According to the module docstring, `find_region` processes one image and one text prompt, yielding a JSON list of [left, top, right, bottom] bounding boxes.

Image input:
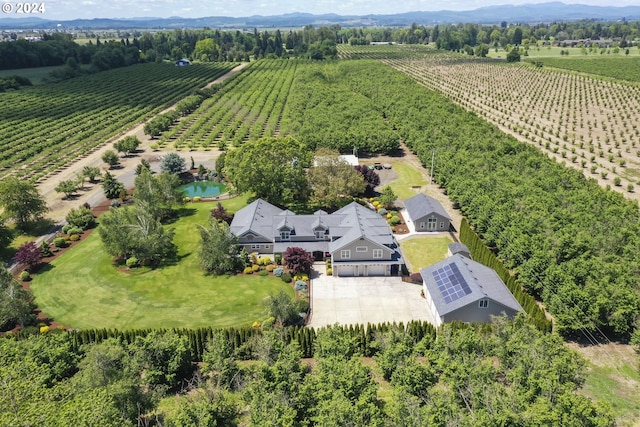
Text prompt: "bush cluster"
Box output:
[[53, 237, 67, 248], [281, 272, 292, 283], [273, 267, 284, 277]]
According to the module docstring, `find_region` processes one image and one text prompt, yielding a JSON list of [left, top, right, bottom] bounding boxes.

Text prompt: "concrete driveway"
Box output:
[[307, 265, 437, 328]]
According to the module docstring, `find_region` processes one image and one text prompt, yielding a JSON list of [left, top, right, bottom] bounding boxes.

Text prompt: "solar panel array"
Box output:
[[431, 262, 472, 304]]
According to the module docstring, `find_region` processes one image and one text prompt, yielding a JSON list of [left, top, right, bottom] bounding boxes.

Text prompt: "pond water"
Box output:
[[180, 181, 227, 198]]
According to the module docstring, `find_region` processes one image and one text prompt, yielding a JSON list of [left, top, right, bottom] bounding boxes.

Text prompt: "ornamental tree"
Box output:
[[283, 247, 314, 275], [0, 177, 48, 227], [13, 241, 41, 272], [55, 180, 78, 199], [160, 152, 187, 175], [224, 136, 312, 206], [101, 171, 125, 199], [198, 219, 242, 275], [354, 165, 380, 195], [113, 136, 140, 157], [101, 150, 120, 168], [81, 165, 102, 183]]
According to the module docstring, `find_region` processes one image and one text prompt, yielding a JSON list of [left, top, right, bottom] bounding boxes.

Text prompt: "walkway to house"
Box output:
[[307, 264, 437, 328]]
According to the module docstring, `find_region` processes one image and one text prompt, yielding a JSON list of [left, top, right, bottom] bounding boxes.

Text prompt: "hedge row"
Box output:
[[67, 320, 437, 362], [459, 218, 552, 332]]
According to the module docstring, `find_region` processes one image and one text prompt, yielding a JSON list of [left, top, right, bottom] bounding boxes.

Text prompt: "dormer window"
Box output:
[[280, 230, 290, 241], [315, 230, 324, 239]]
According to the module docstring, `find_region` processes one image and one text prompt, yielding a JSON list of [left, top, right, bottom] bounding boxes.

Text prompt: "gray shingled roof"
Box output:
[[448, 242, 470, 256], [231, 199, 401, 260], [229, 199, 283, 240], [420, 254, 523, 316], [404, 193, 451, 222]]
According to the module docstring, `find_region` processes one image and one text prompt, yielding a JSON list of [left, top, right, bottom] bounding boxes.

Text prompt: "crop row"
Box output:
[[378, 52, 640, 198], [0, 62, 236, 182], [159, 60, 297, 150]]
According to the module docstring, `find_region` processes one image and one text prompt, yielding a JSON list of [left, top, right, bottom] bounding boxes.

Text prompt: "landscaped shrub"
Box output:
[[273, 267, 284, 277], [294, 280, 307, 291], [126, 257, 139, 268], [274, 254, 282, 265], [193, 196, 201, 202], [378, 208, 388, 216], [243, 266, 254, 274], [66, 226, 83, 236], [258, 270, 269, 276], [251, 264, 260, 272], [293, 274, 309, 282], [19, 271, 30, 281], [326, 268, 332, 276], [65, 206, 95, 230], [53, 237, 67, 248], [281, 272, 292, 283], [258, 257, 272, 266], [69, 234, 80, 242], [61, 224, 72, 234], [388, 215, 401, 226], [265, 264, 276, 272], [40, 241, 53, 257]]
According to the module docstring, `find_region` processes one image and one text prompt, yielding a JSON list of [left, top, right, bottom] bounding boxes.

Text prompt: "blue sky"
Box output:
[[43, 0, 638, 20]]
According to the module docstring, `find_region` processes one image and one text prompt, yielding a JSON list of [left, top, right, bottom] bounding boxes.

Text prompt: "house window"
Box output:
[[440, 222, 444, 229], [428, 217, 437, 230], [340, 250, 351, 259], [356, 246, 368, 253], [315, 230, 324, 239], [263, 245, 270, 249], [280, 230, 290, 241], [373, 249, 383, 259], [479, 299, 489, 308], [419, 222, 425, 229], [251, 244, 260, 250]]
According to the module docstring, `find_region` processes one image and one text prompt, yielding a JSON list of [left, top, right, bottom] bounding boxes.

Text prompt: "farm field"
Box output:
[[160, 59, 297, 150], [0, 62, 236, 183], [373, 49, 640, 200], [159, 58, 398, 153], [528, 56, 640, 82], [30, 198, 294, 329], [487, 45, 640, 59]]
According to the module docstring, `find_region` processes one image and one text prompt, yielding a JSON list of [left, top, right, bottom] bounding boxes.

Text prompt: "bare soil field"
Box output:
[[384, 55, 640, 202]]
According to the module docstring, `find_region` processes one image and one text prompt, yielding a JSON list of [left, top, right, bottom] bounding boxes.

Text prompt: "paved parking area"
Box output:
[[308, 265, 437, 328]]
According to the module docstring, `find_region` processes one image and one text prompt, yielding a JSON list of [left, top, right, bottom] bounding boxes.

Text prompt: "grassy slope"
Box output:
[[400, 236, 452, 273], [30, 197, 294, 329]]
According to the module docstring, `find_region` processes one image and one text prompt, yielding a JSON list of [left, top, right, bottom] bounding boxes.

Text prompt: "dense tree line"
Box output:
[[0, 317, 612, 426], [2, 26, 339, 76], [337, 20, 639, 55]]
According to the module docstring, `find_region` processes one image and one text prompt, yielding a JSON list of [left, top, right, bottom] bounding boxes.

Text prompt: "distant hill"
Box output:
[[1, 2, 639, 30]]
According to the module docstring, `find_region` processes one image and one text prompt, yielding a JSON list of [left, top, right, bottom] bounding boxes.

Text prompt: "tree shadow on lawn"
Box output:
[[163, 207, 198, 225]]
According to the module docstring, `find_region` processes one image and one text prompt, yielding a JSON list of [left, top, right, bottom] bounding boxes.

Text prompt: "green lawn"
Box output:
[[30, 197, 294, 330], [400, 236, 452, 273], [389, 162, 428, 200]]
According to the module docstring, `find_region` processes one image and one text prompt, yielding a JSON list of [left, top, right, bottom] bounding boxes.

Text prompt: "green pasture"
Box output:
[[581, 360, 640, 426], [0, 65, 88, 85], [30, 197, 294, 330], [388, 161, 428, 200], [399, 236, 452, 273], [487, 45, 640, 59]]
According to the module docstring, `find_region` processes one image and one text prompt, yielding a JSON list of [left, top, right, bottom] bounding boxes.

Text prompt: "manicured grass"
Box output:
[[389, 161, 428, 200], [400, 236, 452, 273], [581, 361, 640, 426], [30, 197, 294, 329]]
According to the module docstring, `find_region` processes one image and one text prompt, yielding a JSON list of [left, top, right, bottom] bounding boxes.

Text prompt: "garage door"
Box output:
[[368, 265, 387, 276], [336, 265, 355, 277]]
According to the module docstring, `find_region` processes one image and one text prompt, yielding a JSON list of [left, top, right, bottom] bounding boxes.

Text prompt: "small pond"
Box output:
[[180, 181, 227, 198]]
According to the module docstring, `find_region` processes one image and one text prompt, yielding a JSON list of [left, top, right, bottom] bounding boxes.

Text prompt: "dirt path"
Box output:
[[37, 63, 247, 223]]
